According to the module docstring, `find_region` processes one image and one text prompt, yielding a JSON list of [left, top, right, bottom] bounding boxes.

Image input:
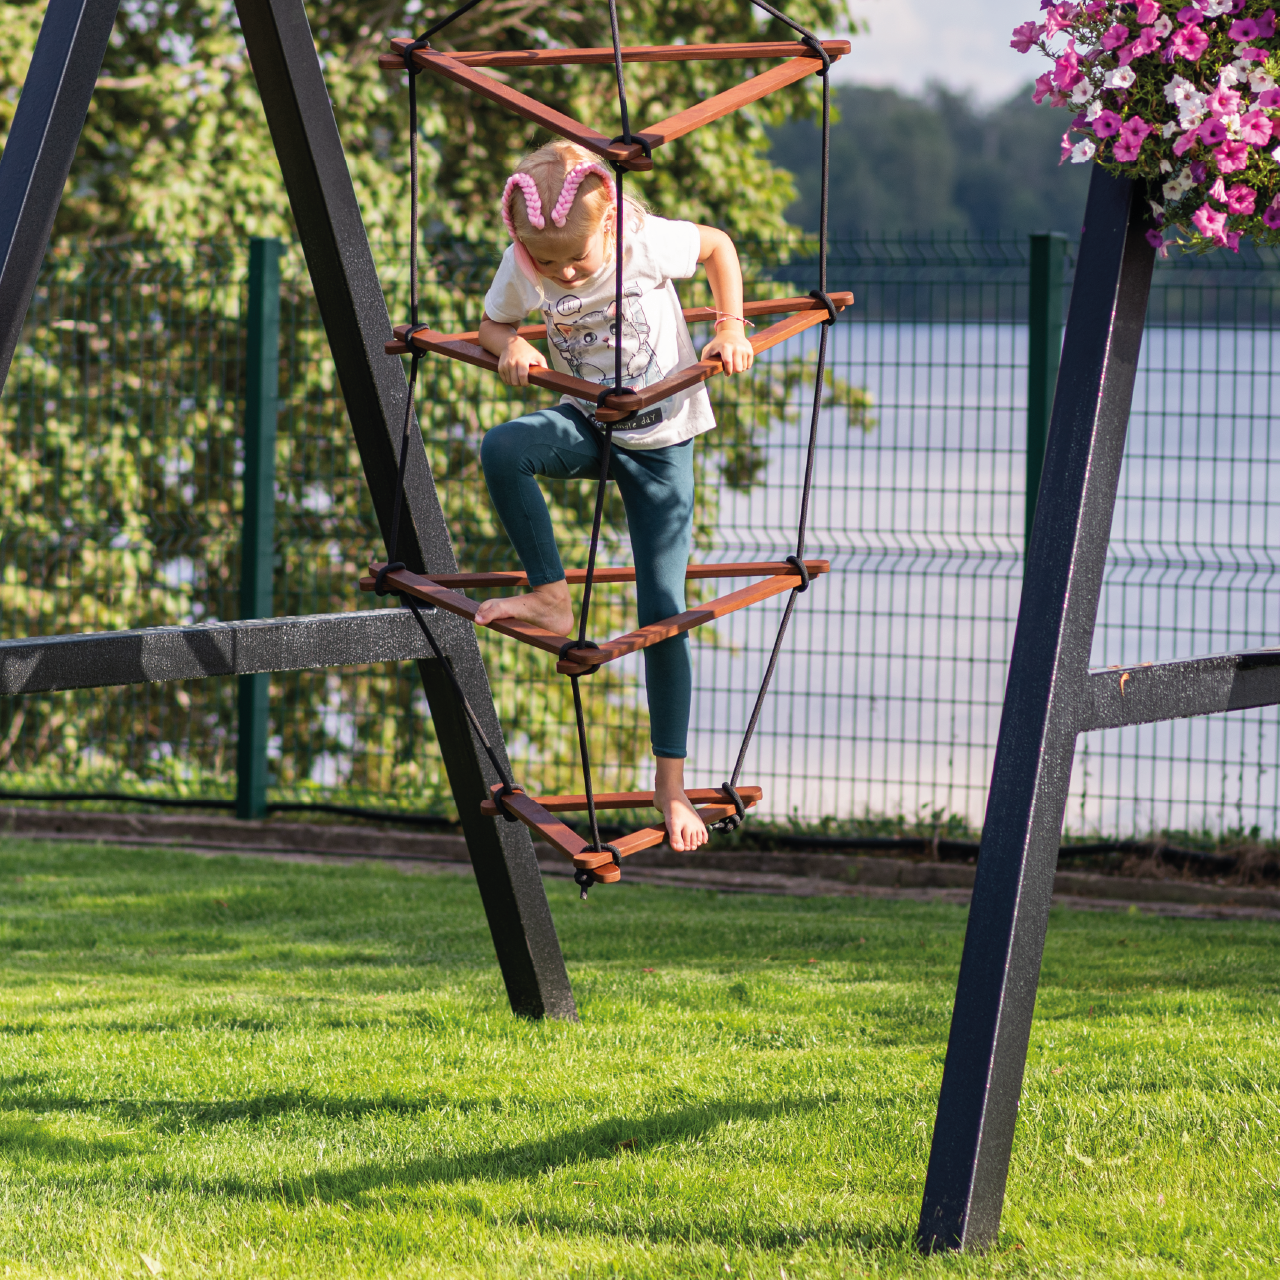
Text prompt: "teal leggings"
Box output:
[[479, 405, 694, 759]]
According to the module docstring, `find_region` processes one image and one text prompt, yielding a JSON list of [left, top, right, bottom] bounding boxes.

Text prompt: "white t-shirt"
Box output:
[[483, 215, 717, 451]]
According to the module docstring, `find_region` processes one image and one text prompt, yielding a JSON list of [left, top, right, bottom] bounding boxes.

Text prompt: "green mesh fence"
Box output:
[[2, 232, 1279, 839]]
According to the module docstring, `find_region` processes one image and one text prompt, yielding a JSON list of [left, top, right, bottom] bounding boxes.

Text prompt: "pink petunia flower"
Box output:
[[1044, 2, 1079, 35], [1262, 197, 1280, 228], [1146, 228, 1165, 249], [1259, 8, 1277, 37], [1129, 27, 1164, 56], [1215, 139, 1250, 171], [1033, 72, 1055, 104], [1207, 85, 1243, 117], [1240, 110, 1274, 145], [1226, 230, 1242, 253], [1011, 20, 1045, 52], [1053, 43, 1085, 90], [1060, 131, 1076, 164], [1229, 16, 1260, 39], [1113, 116, 1154, 161], [1170, 23, 1211, 59], [1197, 117, 1228, 145], [1136, 0, 1161, 21], [1238, 46, 1269, 60], [1093, 109, 1124, 136], [1085, 0, 1108, 13], [1208, 175, 1228, 202], [1176, 4, 1204, 22], [1225, 183, 1257, 214], [1100, 22, 1130, 48], [1257, 88, 1280, 108], [1192, 202, 1230, 242], [1173, 130, 1199, 155]]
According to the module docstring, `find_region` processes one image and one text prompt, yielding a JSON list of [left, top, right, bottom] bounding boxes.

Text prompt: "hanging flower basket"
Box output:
[[1013, 0, 1280, 252]]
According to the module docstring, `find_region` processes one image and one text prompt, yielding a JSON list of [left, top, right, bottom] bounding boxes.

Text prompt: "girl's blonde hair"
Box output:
[[505, 140, 646, 256]]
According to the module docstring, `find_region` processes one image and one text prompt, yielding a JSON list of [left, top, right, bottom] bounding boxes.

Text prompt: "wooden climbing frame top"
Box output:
[[378, 38, 850, 172]]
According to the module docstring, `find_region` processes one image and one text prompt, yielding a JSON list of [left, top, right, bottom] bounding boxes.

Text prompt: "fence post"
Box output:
[[1026, 232, 1066, 547], [236, 237, 282, 820]]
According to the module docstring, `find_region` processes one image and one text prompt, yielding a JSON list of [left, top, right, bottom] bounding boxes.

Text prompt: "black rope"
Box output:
[[713, 0, 832, 831], [417, 0, 486, 43]]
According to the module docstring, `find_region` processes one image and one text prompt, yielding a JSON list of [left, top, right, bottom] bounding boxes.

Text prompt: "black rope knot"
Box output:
[[495, 780, 522, 823], [808, 289, 838, 326], [799, 33, 831, 74], [785, 555, 811, 592], [711, 783, 747, 834], [374, 561, 406, 595], [560, 638, 602, 677], [574, 868, 595, 899], [610, 134, 653, 161]]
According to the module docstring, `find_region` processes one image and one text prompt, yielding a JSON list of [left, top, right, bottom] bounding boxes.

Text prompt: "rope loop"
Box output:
[[610, 134, 653, 161], [710, 782, 747, 834], [799, 33, 831, 74], [495, 780, 522, 823], [559, 638, 601, 678], [574, 868, 596, 899], [784, 555, 811, 592], [374, 561, 406, 595], [808, 289, 838, 326]]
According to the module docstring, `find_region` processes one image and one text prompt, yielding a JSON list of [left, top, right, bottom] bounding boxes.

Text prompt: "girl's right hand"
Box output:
[[498, 336, 549, 387]]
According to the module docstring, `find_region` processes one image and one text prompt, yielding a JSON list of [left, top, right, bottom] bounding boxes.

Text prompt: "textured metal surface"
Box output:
[[1084, 650, 1280, 732], [0, 609, 455, 695], [0, 0, 119, 390], [918, 169, 1157, 1251], [235, 0, 577, 1021]]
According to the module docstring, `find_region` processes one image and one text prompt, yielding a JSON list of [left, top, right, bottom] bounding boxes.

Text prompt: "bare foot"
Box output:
[[474, 580, 573, 636], [654, 757, 709, 853]]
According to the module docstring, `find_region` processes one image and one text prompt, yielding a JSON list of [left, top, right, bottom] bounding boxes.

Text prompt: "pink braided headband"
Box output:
[[500, 163, 614, 238]]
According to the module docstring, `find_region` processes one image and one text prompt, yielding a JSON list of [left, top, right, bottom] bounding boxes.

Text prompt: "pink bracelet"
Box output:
[[713, 312, 755, 330]]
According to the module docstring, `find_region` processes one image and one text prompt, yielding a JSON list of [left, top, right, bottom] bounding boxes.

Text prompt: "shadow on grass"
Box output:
[[0, 1113, 140, 1163]]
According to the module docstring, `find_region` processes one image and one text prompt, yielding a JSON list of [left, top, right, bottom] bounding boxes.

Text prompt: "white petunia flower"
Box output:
[[1105, 65, 1137, 89], [1149, 200, 1164, 218], [1159, 158, 1173, 173], [1251, 69, 1277, 93], [1152, 14, 1172, 37], [1224, 113, 1243, 139], [1162, 168, 1196, 200], [1219, 64, 1243, 87], [1071, 79, 1095, 103], [1164, 75, 1193, 103], [1272, 144, 1280, 164], [1161, 120, 1179, 138], [1201, 0, 1232, 16], [1087, 99, 1105, 121], [1071, 138, 1097, 164]]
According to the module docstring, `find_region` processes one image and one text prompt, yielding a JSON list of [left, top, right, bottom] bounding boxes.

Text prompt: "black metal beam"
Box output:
[[0, 609, 452, 695], [1084, 649, 1280, 732], [0, 0, 120, 391], [233, 0, 577, 1021], [918, 168, 1156, 1251]]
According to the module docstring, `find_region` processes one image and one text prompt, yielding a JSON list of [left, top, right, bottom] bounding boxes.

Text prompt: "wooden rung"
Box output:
[[418, 561, 829, 590], [482, 782, 763, 816], [382, 39, 850, 71], [556, 573, 805, 673], [392, 295, 855, 350], [360, 562, 827, 670]]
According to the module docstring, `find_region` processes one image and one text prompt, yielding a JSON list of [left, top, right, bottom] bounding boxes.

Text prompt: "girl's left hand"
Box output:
[[701, 328, 754, 375]]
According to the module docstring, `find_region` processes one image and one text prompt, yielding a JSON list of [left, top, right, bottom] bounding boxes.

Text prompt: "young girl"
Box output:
[[473, 140, 754, 853]]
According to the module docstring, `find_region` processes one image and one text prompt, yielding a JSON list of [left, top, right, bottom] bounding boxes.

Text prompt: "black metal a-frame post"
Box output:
[[918, 167, 1280, 1249], [0, 0, 577, 1022]]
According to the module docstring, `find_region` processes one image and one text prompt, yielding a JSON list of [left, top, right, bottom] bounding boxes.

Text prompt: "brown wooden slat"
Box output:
[[635, 57, 822, 150], [481, 783, 763, 815], [426, 560, 828, 589], [748, 307, 833, 356], [608, 800, 757, 857], [557, 573, 800, 672], [404, 294, 855, 349], [384, 39, 849, 69], [495, 789, 590, 861], [360, 566, 572, 656], [408, 49, 652, 169]]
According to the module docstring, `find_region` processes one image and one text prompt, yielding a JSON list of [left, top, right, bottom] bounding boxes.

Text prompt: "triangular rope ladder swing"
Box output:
[[365, 0, 848, 895]]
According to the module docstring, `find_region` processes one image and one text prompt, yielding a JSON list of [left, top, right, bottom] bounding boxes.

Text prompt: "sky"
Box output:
[[832, 0, 1039, 105]]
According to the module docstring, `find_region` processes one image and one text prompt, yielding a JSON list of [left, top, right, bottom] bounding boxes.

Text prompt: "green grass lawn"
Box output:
[[2, 840, 1279, 1278]]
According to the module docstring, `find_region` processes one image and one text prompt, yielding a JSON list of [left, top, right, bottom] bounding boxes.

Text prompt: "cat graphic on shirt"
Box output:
[[547, 286, 661, 387]]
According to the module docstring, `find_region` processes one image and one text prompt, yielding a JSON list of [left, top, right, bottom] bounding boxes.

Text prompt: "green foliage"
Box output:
[[773, 83, 1093, 236], [4, 839, 1280, 1276]]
